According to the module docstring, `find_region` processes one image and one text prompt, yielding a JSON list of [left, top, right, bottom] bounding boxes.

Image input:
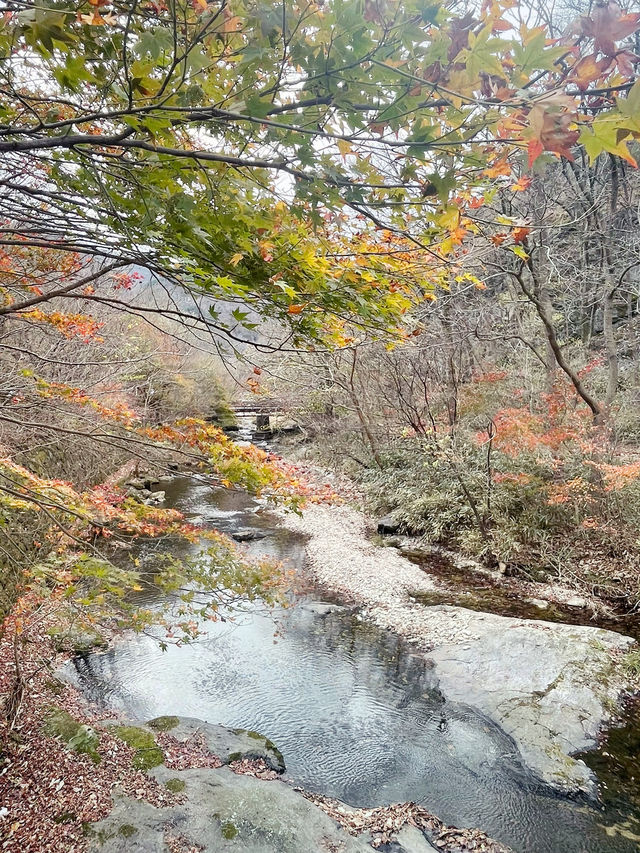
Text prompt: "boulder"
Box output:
[[124, 478, 146, 490], [87, 767, 372, 853], [231, 528, 268, 543], [142, 478, 162, 490], [145, 717, 286, 773], [377, 513, 401, 535], [424, 607, 634, 793]]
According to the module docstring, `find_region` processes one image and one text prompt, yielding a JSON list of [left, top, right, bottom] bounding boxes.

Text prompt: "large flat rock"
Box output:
[[423, 606, 633, 792], [86, 717, 510, 853], [88, 765, 373, 853]]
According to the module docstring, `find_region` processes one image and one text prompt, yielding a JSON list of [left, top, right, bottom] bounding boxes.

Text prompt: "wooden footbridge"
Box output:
[[231, 398, 286, 416]]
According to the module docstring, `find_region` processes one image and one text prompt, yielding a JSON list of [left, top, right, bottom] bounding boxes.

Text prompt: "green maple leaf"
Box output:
[[579, 114, 637, 166]]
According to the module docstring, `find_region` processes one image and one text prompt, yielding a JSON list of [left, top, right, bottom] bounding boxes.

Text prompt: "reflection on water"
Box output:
[[68, 477, 640, 853]]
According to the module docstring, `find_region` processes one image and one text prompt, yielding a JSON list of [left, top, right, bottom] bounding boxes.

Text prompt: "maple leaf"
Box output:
[[512, 226, 530, 243], [510, 175, 532, 192], [79, 11, 106, 24], [287, 304, 304, 314], [569, 54, 612, 91], [526, 99, 579, 165], [578, 114, 638, 166], [527, 139, 544, 168], [614, 49, 640, 77], [221, 6, 242, 32], [577, 2, 640, 58], [449, 225, 468, 245], [337, 139, 353, 158], [483, 156, 512, 178]]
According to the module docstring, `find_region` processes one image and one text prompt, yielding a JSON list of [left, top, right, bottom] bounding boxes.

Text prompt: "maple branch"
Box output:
[[0, 261, 127, 317]]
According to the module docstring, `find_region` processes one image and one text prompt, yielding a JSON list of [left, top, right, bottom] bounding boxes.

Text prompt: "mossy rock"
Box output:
[[47, 624, 107, 654], [165, 778, 186, 793], [147, 715, 179, 732], [221, 821, 238, 840], [230, 728, 285, 771], [118, 824, 138, 838], [112, 725, 164, 770], [44, 708, 101, 764]]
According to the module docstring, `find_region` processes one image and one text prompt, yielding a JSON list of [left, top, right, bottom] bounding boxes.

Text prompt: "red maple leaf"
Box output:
[[578, 2, 640, 57]]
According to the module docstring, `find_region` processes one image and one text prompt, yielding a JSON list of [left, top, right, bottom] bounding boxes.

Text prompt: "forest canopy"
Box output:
[[1, 0, 639, 346]]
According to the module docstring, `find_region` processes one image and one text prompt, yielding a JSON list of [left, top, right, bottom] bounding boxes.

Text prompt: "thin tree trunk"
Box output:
[[602, 279, 618, 407], [516, 264, 602, 420]]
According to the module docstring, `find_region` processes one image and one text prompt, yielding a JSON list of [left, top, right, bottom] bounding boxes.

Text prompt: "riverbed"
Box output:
[[68, 476, 640, 853]]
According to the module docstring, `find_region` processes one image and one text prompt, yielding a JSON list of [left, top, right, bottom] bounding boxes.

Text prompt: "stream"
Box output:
[[67, 470, 640, 853]]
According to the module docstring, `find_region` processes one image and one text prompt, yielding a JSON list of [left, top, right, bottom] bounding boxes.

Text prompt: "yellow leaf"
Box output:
[[230, 253, 243, 267], [337, 139, 352, 158]]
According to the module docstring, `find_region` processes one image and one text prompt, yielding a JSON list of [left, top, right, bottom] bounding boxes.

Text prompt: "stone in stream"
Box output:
[[232, 528, 268, 542], [402, 605, 634, 795], [124, 478, 147, 490], [100, 716, 286, 773]]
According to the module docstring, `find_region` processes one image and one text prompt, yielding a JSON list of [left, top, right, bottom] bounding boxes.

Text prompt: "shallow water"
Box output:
[[70, 476, 640, 853]]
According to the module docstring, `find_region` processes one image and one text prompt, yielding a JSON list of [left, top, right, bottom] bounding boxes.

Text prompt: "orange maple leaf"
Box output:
[[510, 175, 532, 192], [569, 54, 612, 91], [527, 99, 579, 166], [483, 156, 512, 178], [512, 226, 531, 244]]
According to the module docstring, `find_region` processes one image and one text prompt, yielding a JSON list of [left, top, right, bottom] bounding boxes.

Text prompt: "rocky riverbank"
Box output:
[[86, 716, 512, 853], [279, 503, 638, 795]]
